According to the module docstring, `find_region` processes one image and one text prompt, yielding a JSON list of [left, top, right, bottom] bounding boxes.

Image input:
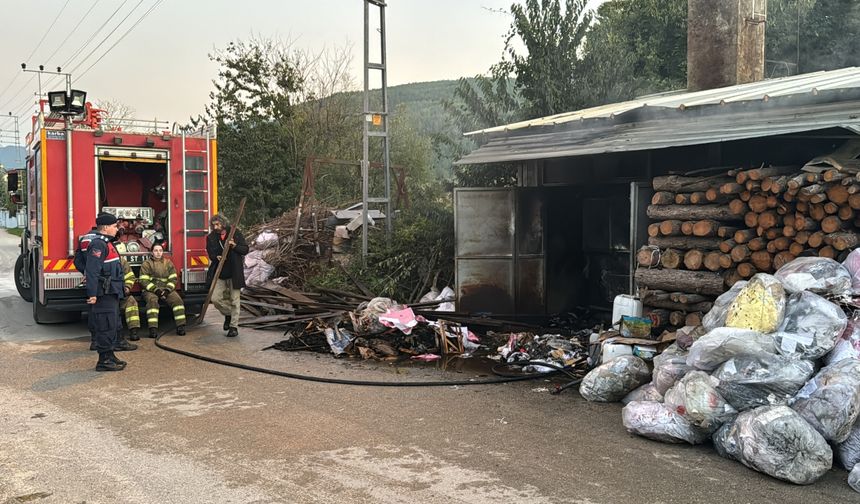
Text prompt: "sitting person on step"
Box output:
[[139, 243, 187, 337]]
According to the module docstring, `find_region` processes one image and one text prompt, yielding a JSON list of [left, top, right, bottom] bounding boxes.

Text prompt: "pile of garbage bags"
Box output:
[[582, 256, 860, 491]]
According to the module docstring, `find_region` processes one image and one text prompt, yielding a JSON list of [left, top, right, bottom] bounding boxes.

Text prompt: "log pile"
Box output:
[[636, 165, 860, 329]]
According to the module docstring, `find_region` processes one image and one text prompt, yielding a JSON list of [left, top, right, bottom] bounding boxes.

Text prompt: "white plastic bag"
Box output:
[[253, 231, 279, 249], [843, 249, 860, 296], [850, 463, 860, 493], [775, 256, 852, 296], [703, 281, 748, 332], [712, 354, 815, 411], [792, 358, 860, 443], [825, 313, 860, 366], [652, 343, 692, 395], [685, 327, 777, 371], [837, 422, 860, 470], [774, 291, 847, 360], [621, 383, 663, 405], [725, 274, 786, 333], [579, 355, 651, 402], [712, 405, 832, 485], [622, 401, 709, 445], [664, 371, 736, 432]]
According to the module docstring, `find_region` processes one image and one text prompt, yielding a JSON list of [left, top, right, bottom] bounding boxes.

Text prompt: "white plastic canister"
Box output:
[[611, 294, 643, 328], [601, 343, 634, 363]]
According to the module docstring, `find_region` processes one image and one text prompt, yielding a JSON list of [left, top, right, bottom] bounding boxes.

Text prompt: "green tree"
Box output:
[[799, 0, 860, 72], [499, 0, 594, 117], [581, 0, 687, 104]]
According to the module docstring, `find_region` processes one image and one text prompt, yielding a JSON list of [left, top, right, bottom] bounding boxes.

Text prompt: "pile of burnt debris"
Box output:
[[241, 282, 595, 377]]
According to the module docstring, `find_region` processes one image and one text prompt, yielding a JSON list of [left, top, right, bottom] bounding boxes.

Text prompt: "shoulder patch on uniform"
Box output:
[[92, 249, 102, 258]]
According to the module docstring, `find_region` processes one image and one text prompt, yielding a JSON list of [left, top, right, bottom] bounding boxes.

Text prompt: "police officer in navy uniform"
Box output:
[[86, 212, 134, 371]]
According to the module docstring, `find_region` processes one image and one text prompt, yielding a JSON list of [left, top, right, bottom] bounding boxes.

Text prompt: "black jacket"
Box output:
[[206, 227, 249, 289], [84, 233, 125, 302]]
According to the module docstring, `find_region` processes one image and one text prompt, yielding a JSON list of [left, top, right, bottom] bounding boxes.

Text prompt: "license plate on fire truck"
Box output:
[[101, 206, 154, 224]]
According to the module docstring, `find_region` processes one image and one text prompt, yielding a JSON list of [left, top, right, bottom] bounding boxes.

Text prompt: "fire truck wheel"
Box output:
[[14, 255, 33, 302]]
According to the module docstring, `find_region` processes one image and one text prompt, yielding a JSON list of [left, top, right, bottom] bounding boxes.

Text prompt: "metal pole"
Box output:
[[380, 3, 392, 237], [362, 0, 370, 262], [64, 75, 75, 256]]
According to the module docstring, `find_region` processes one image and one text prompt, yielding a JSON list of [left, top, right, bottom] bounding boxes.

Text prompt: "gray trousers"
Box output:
[[212, 278, 240, 328]]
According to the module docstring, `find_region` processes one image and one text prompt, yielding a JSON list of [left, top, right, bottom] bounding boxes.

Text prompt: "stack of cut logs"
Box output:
[[635, 165, 860, 329]]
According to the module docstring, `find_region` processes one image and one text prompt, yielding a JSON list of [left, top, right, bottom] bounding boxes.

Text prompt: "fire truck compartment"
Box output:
[[98, 158, 170, 264]]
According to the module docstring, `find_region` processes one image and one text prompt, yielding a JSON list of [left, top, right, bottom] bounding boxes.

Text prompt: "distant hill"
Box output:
[[387, 79, 461, 136], [0, 145, 26, 171]]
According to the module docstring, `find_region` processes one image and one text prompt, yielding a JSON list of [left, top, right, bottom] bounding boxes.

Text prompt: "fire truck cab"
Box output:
[[13, 101, 217, 323]]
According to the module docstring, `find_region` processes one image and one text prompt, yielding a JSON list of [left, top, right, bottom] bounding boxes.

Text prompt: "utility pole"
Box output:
[[22, 64, 76, 256], [362, 0, 392, 261]]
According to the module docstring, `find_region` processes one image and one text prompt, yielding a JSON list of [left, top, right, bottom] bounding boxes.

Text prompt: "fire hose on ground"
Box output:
[[153, 326, 583, 391]]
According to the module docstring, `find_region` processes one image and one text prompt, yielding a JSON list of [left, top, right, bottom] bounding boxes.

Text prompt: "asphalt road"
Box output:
[[0, 227, 857, 503]]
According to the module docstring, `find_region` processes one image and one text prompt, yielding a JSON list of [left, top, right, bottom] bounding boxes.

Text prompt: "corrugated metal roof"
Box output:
[[466, 67, 860, 137], [455, 95, 860, 165]]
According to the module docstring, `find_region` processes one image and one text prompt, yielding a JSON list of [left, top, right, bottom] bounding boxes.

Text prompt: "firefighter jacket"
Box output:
[[120, 257, 136, 290], [83, 233, 124, 300], [139, 257, 179, 294]]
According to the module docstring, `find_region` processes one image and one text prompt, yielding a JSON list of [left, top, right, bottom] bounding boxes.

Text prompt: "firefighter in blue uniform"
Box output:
[[86, 212, 133, 371]]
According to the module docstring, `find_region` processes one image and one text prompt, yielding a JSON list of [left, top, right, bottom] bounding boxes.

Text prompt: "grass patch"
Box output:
[[4, 227, 23, 237]]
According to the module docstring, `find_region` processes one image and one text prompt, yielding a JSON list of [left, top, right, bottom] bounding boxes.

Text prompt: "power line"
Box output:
[[67, 0, 146, 76], [43, 0, 103, 64], [60, 0, 131, 70], [25, 0, 71, 62], [76, 0, 165, 81], [1, 0, 130, 114], [0, 0, 70, 105]]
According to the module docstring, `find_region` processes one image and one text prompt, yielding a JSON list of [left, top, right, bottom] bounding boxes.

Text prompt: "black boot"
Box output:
[[149, 327, 158, 338], [223, 316, 232, 331], [109, 351, 127, 367], [89, 340, 96, 351], [128, 328, 139, 341], [114, 336, 138, 352], [176, 325, 186, 336], [226, 327, 238, 338], [96, 352, 123, 372]]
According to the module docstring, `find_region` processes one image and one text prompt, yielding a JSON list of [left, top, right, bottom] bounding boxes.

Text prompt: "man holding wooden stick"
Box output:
[[206, 213, 249, 337]]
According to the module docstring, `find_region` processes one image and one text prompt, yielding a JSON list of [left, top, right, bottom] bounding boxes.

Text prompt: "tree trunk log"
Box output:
[[723, 268, 744, 287], [661, 248, 683, 269], [821, 215, 843, 233], [653, 175, 731, 193], [729, 199, 749, 216], [734, 229, 757, 244], [720, 239, 737, 253], [648, 236, 723, 250], [647, 205, 739, 221], [751, 251, 773, 272], [731, 244, 751, 263], [826, 232, 860, 251], [737, 263, 757, 278], [651, 191, 676, 205], [748, 237, 766, 251], [684, 249, 705, 270], [637, 246, 662, 267], [659, 219, 683, 236], [635, 268, 727, 296], [685, 312, 704, 327], [693, 219, 721, 237]]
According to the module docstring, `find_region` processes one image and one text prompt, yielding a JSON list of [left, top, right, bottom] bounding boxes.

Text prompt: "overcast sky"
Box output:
[[0, 0, 605, 145]]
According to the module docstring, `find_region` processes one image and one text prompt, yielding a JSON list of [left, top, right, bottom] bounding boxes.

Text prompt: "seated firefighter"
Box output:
[[139, 243, 186, 337], [119, 256, 141, 341]]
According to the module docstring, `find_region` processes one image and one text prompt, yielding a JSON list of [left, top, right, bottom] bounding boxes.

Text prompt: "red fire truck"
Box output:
[[9, 100, 217, 323]]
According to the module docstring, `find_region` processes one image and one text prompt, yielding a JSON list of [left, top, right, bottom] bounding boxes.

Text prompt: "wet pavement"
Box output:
[[1, 229, 859, 503]]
